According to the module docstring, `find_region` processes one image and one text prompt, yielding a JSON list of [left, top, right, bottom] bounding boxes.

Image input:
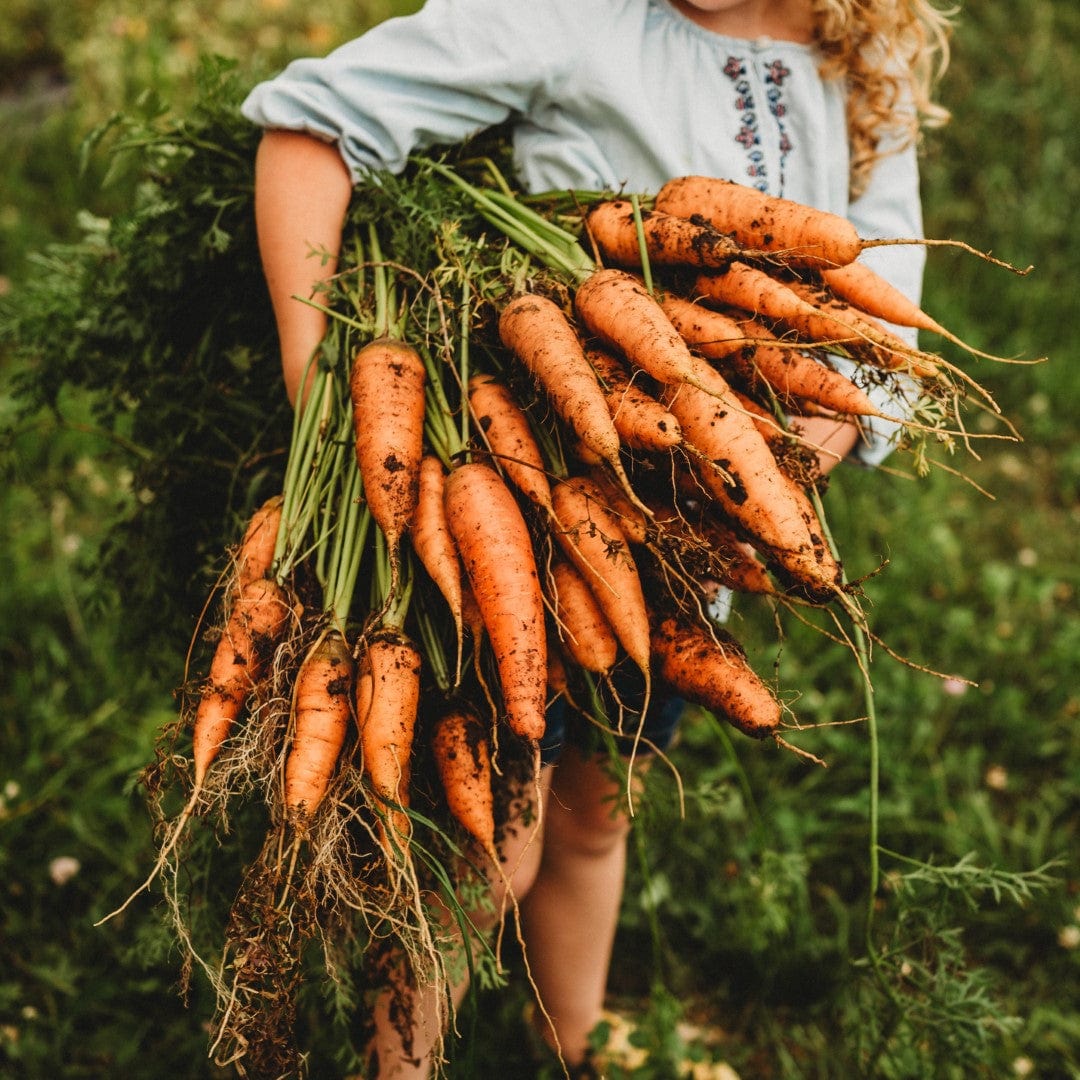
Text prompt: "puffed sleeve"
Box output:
[[241, 0, 576, 183]]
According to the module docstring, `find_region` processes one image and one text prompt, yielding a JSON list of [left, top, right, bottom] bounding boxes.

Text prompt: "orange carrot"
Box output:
[[444, 462, 547, 742], [694, 263, 939, 379], [467, 372, 554, 514], [651, 614, 782, 738], [586, 198, 745, 269], [820, 260, 944, 332], [235, 494, 284, 589], [360, 631, 423, 844], [658, 363, 807, 547], [585, 345, 683, 451], [728, 316, 881, 417], [497, 294, 629, 487], [582, 467, 651, 545], [574, 268, 704, 387], [658, 292, 748, 361], [410, 455, 465, 670], [659, 363, 840, 597], [284, 630, 355, 823], [350, 338, 427, 588], [193, 577, 292, 788], [432, 705, 497, 861], [550, 556, 620, 676], [648, 496, 777, 596], [654, 175, 862, 269], [96, 576, 293, 924], [551, 477, 650, 679]]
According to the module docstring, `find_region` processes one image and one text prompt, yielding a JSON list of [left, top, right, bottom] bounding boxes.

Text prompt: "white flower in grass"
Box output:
[[49, 856, 81, 886]]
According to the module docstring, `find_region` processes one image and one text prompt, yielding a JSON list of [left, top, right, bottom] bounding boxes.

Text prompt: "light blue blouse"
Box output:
[[242, 0, 926, 464]]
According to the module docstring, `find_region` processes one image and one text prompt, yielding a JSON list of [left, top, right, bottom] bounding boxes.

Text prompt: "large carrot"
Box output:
[[655, 175, 864, 269], [549, 556, 620, 676], [585, 346, 682, 452], [284, 630, 355, 824], [658, 363, 808, 548], [651, 614, 782, 739], [497, 294, 631, 484], [550, 477, 650, 680], [359, 630, 423, 845], [235, 494, 284, 589], [350, 338, 427, 594], [467, 372, 554, 514], [661, 293, 881, 417], [444, 462, 547, 742], [585, 199, 746, 269], [574, 268, 705, 387], [432, 704, 497, 862], [693, 263, 940, 379]]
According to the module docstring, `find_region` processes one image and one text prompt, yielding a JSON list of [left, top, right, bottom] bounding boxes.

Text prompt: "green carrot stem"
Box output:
[[629, 194, 655, 296]]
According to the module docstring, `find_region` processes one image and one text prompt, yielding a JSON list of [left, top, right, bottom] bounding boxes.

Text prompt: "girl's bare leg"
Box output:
[[518, 745, 634, 1066], [358, 755, 553, 1078]]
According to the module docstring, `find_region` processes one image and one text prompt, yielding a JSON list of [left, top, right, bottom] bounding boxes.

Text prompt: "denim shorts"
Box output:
[[539, 658, 685, 765]]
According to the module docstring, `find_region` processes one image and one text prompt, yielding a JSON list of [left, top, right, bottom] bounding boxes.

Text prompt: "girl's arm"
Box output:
[[254, 129, 353, 404]]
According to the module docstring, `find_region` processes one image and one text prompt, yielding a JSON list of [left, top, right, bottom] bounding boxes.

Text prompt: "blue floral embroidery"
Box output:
[[724, 54, 794, 194]]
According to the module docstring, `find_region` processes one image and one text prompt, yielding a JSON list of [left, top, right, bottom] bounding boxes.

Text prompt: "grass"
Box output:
[[1, 1, 1077, 1077]]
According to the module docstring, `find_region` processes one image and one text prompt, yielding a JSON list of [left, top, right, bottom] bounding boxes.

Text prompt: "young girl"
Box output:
[[241, 1, 952, 1074]]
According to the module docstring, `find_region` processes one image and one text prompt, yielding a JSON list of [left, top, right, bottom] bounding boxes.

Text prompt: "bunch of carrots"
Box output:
[[105, 159, 1029, 1075]]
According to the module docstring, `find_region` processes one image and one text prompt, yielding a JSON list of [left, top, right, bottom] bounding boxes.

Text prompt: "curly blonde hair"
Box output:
[[811, 0, 954, 197]]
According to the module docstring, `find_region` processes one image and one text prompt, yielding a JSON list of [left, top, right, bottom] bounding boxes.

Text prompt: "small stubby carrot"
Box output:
[[284, 630, 355, 824], [444, 462, 547, 742], [467, 373, 554, 514], [193, 577, 293, 789], [359, 631, 422, 845], [654, 175, 863, 269], [573, 268, 703, 388], [235, 494, 284, 589], [585, 345, 682, 452], [432, 704, 497, 862], [410, 455, 465, 676], [549, 556, 620, 676], [350, 338, 427, 589], [585, 198, 746, 269], [551, 476, 650, 680], [694, 263, 939, 379], [497, 294, 630, 490], [651, 614, 782, 739]]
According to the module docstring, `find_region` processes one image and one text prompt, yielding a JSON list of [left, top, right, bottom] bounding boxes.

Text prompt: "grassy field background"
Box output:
[[1, 1, 1077, 1077]]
